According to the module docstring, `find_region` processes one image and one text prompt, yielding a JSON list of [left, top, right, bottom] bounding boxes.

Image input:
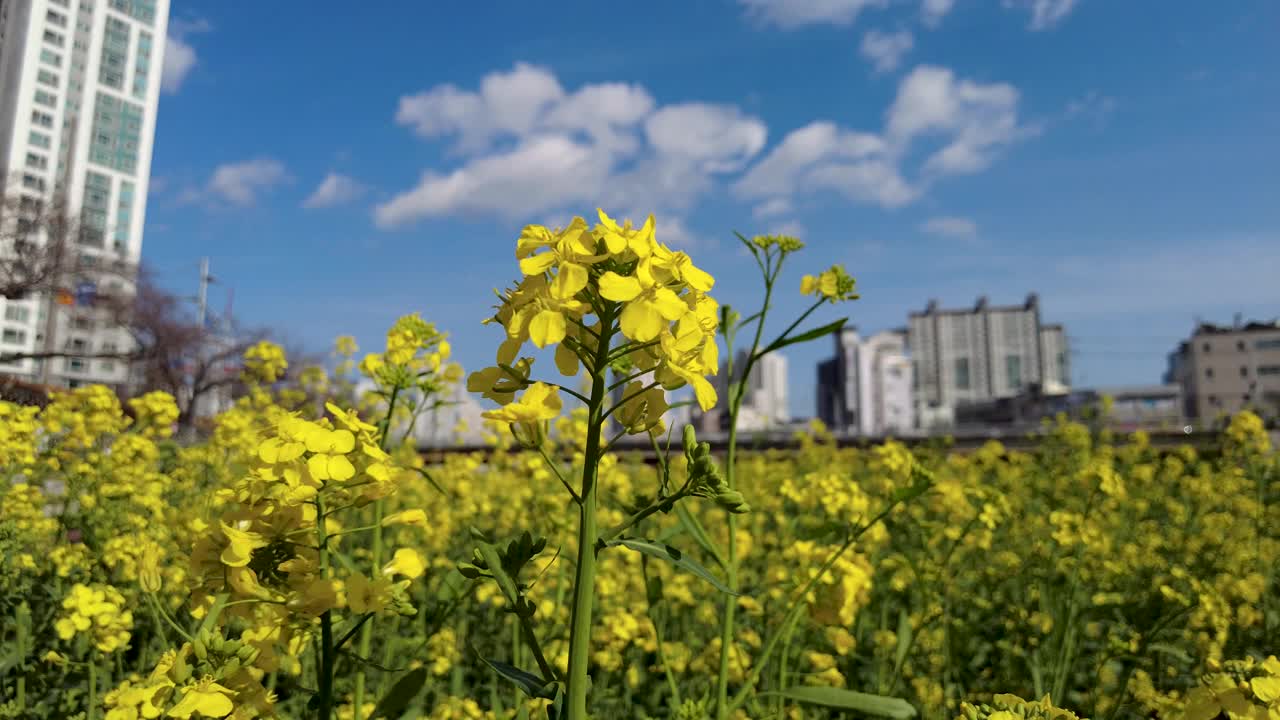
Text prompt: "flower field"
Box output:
[[1, 212, 1277, 720]]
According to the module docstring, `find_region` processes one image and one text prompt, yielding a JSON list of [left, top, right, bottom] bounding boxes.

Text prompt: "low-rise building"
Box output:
[[1165, 319, 1280, 425]]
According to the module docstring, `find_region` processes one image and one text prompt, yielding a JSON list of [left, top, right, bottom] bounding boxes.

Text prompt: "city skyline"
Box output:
[[6, 0, 1272, 418]]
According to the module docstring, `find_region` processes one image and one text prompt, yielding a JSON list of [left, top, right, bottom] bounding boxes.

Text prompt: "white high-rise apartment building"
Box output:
[[816, 327, 915, 436], [715, 349, 789, 431], [0, 0, 168, 390]]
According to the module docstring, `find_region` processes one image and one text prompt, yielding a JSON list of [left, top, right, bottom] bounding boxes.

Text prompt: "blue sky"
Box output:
[[144, 0, 1280, 416]]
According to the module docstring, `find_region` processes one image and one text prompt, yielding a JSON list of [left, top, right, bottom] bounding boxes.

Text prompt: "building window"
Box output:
[[25, 153, 48, 170], [43, 30, 65, 47], [72, 316, 93, 330], [34, 89, 58, 107], [37, 69, 60, 87], [4, 306, 31, 323], [1205, 368, 1214, 380], [32, 111, 54, 128], [1006, 354, 1022, 388], [1240, 366, 1249, 378], [100, 360, 115, 372], [40, 49, 62, 67], [29, 131, 51, 149], [66, 357, 85, 372], [1208, 394, 1219, 406], [1058, 352, 1069, 386], [1258, 365, 1280, 376], [2, 328, 28, 344], [1202, 342, 1211, 353], [47, 9, 68, 26], [1256, 338, 1280, 350], [954, 357, 971, 391], [21, 174, 46, 192]]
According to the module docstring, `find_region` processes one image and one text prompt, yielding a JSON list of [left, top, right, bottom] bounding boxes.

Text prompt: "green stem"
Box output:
[[776, 611, 801, 719], [353, 384, 400, 720], [315, 495, 336, 720], [87, 657, 97, 720], [717, 256, 778, 719], [565, 314, 614, 720], [16, 603, 27, 712]]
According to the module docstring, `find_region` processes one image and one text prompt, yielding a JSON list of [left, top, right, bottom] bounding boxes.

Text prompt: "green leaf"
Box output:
[[478, 654, 558, 700], [605, 538, 738, 596], [476, 542, 521, 607], [775, 687, 917, 718], [763, 318, 847, 355], [894, 608, 913, 672], [675, 503, 725, 569], [370, 667, 428, 719]]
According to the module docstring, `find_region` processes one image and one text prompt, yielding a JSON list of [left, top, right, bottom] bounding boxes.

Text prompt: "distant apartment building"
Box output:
[[0, 0, 169, 391], [1165, 319, 1280, 424], [908, 294, 1069, 428], [816, 327, 914, 435]]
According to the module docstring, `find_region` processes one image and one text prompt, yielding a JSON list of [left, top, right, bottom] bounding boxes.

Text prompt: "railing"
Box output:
[[419, 426, 1225, 462]]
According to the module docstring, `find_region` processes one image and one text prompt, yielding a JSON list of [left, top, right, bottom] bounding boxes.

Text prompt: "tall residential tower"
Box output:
[[0, 0, 168, 390]]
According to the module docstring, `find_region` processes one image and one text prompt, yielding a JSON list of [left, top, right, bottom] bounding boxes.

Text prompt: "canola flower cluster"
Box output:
[[1, 209, 1277, 720]]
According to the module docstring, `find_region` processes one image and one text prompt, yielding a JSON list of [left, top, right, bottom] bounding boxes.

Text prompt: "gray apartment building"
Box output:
[[1165, 319, 1280, 424], [908, 294, 1069, 428]]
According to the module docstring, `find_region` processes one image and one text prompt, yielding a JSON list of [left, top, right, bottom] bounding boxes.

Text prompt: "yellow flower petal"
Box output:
[[552, 263, 589, 300], [529, 310, 567, 348], [327, 454, 356, 482], [518, 253, 557, 276], [620, 301, 665, 342], [1251, 677, 1280, 703], [598, 272, 643, 302]]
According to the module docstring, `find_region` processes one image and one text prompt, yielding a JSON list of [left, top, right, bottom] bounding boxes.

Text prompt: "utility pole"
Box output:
[[196, 257, 212, 330], [187, 258, 215, 429]]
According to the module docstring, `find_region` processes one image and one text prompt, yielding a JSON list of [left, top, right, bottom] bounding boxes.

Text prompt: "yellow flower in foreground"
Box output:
[[219, 522, 268, 568], [168, 676, 235, 718], [482, 382, 562, 424], [1181, 676, 1252, 720], [383, 548, 427, 580], [346, 572, 392, 614], [382, 509, 428, 528]]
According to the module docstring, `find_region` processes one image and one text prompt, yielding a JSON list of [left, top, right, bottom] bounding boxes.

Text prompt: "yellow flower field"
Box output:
[[1, 211, 1276, 720]]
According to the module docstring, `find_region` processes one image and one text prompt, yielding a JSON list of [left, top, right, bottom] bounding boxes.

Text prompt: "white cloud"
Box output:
[[376, 63, 768, 230], [860, 30, 914, 74], [738, 0, 889, 28], [1002, 0, 1078, 30], [921, 216, 977, 238], [1065, 90, 1117, 128], [734, 65, 1030, 212], [887, 65, 1029, 177], [206, 159, 288, 206], [302, 173, 365, 209], [921, 0, 955, 27], [644, 104, 767, 173], [161, 18, 211, 94], [769, 220, 807, 238], [752, 197, 793, 219]]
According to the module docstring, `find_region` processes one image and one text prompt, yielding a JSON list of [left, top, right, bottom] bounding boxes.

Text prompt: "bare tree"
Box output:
[[123, 266, 272, 431], [0, 189, 75, 301]]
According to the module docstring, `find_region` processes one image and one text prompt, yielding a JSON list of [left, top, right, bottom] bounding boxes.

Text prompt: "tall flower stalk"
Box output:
[[467, 210, 736, 719]]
